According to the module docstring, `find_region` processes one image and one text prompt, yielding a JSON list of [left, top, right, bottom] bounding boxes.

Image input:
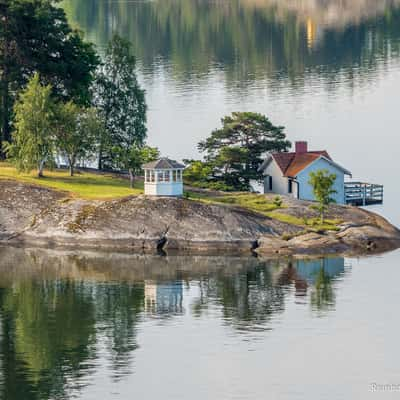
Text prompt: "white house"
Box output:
[[143, 158, 185, 196], [258, 141, 352, 204]]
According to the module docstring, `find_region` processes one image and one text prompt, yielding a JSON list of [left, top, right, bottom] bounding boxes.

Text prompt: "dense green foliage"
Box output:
[[188, 112, 290, 191], [111, 145, 159, 187], [92, 34, 147, 170], [4, 75, 105, 178], [0, 0, 98, 155], [309, 169, 337, 223], [4, 74, 55, 177], [54, 104, 102, 176]]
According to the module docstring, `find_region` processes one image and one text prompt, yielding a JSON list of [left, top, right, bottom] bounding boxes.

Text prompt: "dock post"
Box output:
[[363, 184, 366, 206]]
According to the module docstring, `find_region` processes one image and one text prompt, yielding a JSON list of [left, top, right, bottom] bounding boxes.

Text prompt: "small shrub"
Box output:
[[281, 232, 293, 241], [273, 196, 283, 207]]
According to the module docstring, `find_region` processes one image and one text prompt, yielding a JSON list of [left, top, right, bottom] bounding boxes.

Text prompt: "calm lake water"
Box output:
[[2, 2, 400, 399], [1, 246, 400, 400]]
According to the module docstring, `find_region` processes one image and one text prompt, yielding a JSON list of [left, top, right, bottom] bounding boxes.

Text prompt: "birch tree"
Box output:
[[3, 74, 55, 177]]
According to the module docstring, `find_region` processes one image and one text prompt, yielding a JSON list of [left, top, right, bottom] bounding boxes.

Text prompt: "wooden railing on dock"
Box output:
[[344, 182, 383, 206]]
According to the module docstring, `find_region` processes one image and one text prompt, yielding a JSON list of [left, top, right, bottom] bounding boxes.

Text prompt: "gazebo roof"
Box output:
[[143, 157, 185, 170]]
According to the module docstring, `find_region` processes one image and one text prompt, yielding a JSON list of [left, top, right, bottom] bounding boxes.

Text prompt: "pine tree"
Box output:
[[198, 112, 290, 190]]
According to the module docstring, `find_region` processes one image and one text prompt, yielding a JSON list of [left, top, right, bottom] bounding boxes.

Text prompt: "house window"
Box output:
[[269, 176, 273, 191], [288, 179, 293, 194]]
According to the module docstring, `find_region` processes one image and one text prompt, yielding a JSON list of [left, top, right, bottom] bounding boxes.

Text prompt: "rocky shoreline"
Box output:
[[1, 180, 399, 256]]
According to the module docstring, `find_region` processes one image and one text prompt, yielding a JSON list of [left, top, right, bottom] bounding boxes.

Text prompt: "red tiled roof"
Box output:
[[272, 152, 295, 174], [271, 151, 331, 177]]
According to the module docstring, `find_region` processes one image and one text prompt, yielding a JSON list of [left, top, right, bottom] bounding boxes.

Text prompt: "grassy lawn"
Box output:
[[187, 191, 340, 232], [0, 162, 143, 199], [265, 212, 341, 232], [187, 192, 281, 213]]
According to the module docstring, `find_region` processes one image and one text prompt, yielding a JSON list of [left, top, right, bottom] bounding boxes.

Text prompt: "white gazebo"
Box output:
[[143, 158, 185, 196]]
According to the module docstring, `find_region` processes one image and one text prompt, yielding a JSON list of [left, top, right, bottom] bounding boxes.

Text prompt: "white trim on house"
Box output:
[[257, 153, 273, 173], [306, 155, 352, 178]]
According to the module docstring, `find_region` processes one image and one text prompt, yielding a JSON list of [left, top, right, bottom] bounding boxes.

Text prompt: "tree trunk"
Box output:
[[98, 147, 103, 170], [38, 160, 45, 178], [128, 169, 135, 189], [0, 77, 11, 159], [0, 15, 12, 159], [69, 156, 75, 177]]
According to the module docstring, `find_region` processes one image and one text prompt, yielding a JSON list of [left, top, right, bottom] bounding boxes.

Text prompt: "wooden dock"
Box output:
[[345, 182, 384, 206]]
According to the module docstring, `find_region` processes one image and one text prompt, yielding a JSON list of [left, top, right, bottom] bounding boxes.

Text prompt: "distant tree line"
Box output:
[[0, 0, 156, 184]]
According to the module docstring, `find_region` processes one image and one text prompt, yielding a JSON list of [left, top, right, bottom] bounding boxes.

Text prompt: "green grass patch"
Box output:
[[186, 192, 281, 214], [0, 162, 143, 199], [267, 212, 340, 232]]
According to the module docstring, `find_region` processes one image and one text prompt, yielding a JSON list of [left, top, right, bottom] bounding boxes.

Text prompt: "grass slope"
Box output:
[[0, 163, 143, 199]]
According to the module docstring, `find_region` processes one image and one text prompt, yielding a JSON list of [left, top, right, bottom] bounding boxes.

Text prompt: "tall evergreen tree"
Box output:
[[92, 34, 147, 170], [0, 0, 98, 156]]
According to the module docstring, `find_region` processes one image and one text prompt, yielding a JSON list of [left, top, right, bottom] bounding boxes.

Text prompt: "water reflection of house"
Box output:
[[296, 258, 345, 283], [145, 280, 183, 315], [276, 257, 346, 297]]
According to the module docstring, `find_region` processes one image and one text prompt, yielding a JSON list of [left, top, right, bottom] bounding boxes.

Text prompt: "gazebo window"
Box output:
[[150, 171, 155, 182], [157, 171, 164, 182], [165, 171, 170, 182]]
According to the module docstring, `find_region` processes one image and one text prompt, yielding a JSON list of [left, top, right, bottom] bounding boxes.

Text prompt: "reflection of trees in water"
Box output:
[[0, 247, 347, 397], [192, 257, 345, 329], [63, 0, 400, 88], [0, 281, 97, 400], [0, 248, 147, 398], [310, 267, 335, 311], [193, 262, 287, 330], [92, 282, 144, 379]]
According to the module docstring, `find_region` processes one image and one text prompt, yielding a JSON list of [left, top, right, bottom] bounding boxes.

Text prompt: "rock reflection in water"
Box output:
[[0, 246, 348, 399]]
